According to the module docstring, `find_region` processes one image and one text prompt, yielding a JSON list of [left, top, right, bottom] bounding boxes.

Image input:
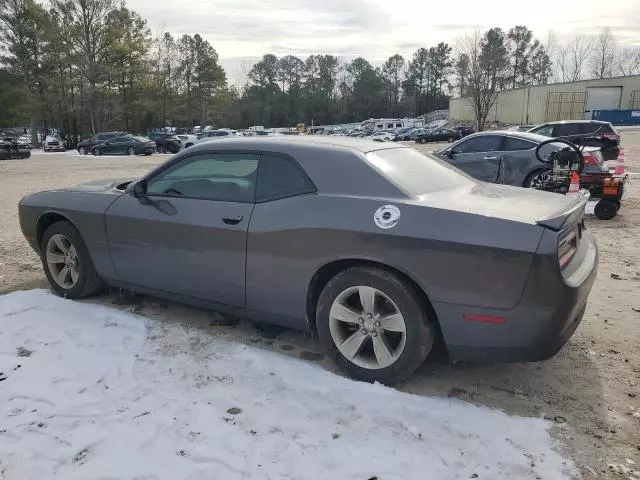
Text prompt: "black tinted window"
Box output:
[[455, 135, 502, 153], [256, 155, 315, 202], [556, 123, 582, 136], [502, 137, 536, 151], [147, 153, 259, 202]]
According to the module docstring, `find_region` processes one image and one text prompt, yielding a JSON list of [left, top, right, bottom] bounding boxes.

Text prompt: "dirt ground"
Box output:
[[1, 138, 639, 478]]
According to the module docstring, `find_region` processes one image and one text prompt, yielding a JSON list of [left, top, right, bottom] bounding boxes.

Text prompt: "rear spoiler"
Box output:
[[536, 190, 590, 231]]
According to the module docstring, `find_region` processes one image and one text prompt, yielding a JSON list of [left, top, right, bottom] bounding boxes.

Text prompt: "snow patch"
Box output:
[[0, 290, 574, 479]]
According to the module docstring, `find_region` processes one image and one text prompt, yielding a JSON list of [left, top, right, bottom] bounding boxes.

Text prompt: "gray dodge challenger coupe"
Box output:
[[19, 137, 598, 384]]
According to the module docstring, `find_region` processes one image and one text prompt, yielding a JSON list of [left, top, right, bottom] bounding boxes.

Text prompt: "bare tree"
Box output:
[[557, 36, 592, 82], [456, 30, 508, 131], [589, 28, 617, 79], [618, 47, 640, 76]]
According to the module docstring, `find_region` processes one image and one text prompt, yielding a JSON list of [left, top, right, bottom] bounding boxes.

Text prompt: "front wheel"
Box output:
[[158, 144, 165, 154], [420, 137, 427, 144], [316, 267, 435, 384], [78, 147, 86, 155], [447, 137, 454, 143], [127, 147, 135, 156], [93, 148, 101, 156], [41, 221, 102, 298]]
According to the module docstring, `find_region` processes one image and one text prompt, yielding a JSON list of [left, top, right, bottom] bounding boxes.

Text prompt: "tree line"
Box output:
[[1, 0, 639, 138]]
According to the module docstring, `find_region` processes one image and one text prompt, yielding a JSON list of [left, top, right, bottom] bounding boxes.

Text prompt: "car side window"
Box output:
[[532, 125, 554, 137], [146, 153, 259, 203], [454, 135, 502, 154], [579, 123, 601, 134], [556, 124, 582, 136], [256, 154, 316, 202], [502, 137, 536, 151]]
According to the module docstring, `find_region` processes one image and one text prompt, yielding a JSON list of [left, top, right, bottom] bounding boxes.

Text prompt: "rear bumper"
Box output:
[[436, 230, 598, 363]]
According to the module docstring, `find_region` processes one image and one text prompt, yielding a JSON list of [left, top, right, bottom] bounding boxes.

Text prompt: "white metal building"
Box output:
[[449, 74, 640, 125]]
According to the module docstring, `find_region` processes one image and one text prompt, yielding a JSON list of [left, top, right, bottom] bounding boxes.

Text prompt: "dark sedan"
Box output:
[[415, 128, 462, 144], [435, 131, 607, 188], [19, 137, 597, 384], [93, 136, 156, 156], [77, 131, 126, 155]]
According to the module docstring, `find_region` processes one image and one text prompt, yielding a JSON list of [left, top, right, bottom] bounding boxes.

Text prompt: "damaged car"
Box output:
[[19, 137, 598, 384], [435, 131, 608, 188]]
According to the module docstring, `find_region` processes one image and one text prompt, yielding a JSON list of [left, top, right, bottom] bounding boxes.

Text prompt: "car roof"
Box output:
[[462, 130, 549, 143], [539, 120, 609, 125], [187, 135, 410, 154]]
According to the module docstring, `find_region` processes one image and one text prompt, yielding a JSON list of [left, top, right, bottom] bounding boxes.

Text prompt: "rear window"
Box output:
[[365, 148, 473, 197]]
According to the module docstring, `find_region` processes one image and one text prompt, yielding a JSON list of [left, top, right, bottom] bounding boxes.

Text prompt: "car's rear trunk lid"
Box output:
[[415, 182, 588, 229]]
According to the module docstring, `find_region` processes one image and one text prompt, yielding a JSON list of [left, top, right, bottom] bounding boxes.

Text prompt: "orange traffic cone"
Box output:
[[568, 172, 580, 193], [614, 148, 625, 175]]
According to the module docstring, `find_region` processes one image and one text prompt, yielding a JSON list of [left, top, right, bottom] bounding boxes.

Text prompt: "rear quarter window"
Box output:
[[365, 148, 473, 197], [256, 154, 316, 202], [502, 137, 536, 151]]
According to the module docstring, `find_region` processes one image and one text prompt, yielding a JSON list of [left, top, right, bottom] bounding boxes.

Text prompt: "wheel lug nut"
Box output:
[[375, 321, 381, 327]]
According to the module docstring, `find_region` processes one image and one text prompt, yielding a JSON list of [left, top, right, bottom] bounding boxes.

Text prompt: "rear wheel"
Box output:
[[316, 267, 435, 384], [523, 168, 552, 188], [41, 221, 102, 298], [185, 143, 193, 149], [127, 147, 135, 156], [447, 137, 454, 143], [420, 137, 427, 144], [158, 144, 165, 154]]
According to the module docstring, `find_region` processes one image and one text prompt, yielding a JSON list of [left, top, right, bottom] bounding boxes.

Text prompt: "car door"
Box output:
[[444, 135, 503, 182], [498, 136, 539, 186], [107, 137, 129, 155], [105, 151, 259, 307]]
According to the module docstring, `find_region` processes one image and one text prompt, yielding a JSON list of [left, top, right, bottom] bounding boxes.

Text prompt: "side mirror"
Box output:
[[126, 179, 148, 198], [444, 149, 454, 158]]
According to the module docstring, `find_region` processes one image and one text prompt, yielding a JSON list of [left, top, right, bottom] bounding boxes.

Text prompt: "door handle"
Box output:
[[222, 216, 243, 225], [483, 156, 498, 160]]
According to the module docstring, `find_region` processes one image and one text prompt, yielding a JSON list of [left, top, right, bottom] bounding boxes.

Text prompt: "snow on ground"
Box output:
[[0, 290, 574, 480]]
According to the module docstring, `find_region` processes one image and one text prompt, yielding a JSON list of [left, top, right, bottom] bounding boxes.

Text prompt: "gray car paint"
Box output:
[[19, 136, 598, 362], [436, 131, 604, 186]]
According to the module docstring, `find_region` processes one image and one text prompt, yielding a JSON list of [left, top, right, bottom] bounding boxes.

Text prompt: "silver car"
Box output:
[[435, 131, 606, 187]]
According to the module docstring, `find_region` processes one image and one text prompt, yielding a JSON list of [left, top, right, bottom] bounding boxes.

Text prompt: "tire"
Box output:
[[41, 221, 102, 299], [447, 137, 454, 143], [594, 200, 618, 220], [316, 267, 435, 384], [158, 144, 165, 154], [523, 168, 551, 188], [185, 143, 193, 149], [420, 137, 427, 144], [127, 147, 135, 156], [93, 148, 101, 156], [78, 147, 86, 155]]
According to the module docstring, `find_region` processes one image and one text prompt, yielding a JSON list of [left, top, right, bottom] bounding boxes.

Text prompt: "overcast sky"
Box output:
[[126, 0, 640, 83]]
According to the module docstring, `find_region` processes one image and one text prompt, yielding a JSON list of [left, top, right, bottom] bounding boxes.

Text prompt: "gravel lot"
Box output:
[[1, 138, 639, 478]]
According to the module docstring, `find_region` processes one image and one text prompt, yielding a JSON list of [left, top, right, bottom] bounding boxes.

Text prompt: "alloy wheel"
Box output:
[[46, 233, 80, 289], [128, 147, 135, 156], [528, 169, 552, 189], [329, 285, 407, 369]]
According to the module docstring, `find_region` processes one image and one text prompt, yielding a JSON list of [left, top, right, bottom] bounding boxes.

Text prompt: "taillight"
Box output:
[[558, 230, 578, 269], [583, 151, 603, 165]]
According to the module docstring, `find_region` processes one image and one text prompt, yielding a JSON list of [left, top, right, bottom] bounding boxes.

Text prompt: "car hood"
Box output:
[[413, 181, 586, 227], [61, 178, 135, 193]]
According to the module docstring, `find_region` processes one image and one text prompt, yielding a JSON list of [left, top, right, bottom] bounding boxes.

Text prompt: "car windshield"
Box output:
[[365, 148, 474, 197]]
